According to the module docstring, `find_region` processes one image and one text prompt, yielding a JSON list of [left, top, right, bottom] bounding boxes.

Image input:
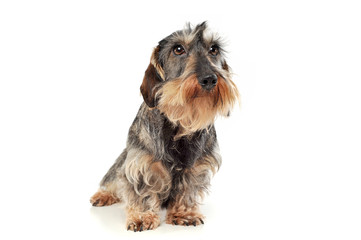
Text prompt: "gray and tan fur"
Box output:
[[90, 22, 239, 232]]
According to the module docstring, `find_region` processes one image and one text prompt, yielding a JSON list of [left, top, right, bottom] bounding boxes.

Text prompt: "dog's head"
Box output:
[[141, 22, 239, 136]]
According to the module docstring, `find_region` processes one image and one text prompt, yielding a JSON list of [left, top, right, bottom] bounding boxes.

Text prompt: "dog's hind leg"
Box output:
[[90, 150, 127, 207]]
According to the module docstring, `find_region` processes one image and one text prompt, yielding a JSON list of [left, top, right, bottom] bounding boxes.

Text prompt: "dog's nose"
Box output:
[[199, 74, 218, 91]]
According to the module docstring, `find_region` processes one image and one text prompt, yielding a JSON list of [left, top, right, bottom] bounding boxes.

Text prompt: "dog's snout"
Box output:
[[199, 74, 217, 91]]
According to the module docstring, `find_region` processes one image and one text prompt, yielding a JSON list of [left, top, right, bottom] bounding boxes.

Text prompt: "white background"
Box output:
[[1, 0, 360, 239]]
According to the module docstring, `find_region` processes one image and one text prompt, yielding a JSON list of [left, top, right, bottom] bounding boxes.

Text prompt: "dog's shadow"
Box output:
[[90, 203, 127, 231], [89, 203, 169, 232], [89, 203, 206, 234]]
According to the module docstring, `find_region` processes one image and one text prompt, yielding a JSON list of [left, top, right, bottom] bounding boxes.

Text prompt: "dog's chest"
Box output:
[[162, 119, 207, 169]]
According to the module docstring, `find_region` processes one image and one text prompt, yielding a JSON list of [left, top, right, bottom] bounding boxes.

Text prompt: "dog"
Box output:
[[90, 22, 239, 232]]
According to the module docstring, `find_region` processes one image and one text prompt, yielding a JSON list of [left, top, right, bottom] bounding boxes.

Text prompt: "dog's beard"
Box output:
[[157, 74, 239, 138]]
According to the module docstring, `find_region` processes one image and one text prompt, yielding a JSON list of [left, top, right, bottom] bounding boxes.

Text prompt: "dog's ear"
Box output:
[[140, 46, 164, 108]]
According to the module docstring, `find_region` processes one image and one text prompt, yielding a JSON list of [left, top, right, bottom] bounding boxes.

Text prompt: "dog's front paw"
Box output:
[[166, 211, 204, 226], [126, 211, 160, 232], [90, 190, 120, 207]]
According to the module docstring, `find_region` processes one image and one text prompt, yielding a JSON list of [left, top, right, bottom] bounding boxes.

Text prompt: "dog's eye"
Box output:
[[209, 45, 219, 56], [173, 45, 185, 55]]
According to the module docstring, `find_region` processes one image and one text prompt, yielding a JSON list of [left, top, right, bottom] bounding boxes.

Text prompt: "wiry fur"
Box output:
[[157, 74, 238, 137], [90, 22, 239, 232]]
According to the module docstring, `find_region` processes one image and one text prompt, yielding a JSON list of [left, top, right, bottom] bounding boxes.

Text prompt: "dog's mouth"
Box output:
[[191, 87, 217, 99]]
